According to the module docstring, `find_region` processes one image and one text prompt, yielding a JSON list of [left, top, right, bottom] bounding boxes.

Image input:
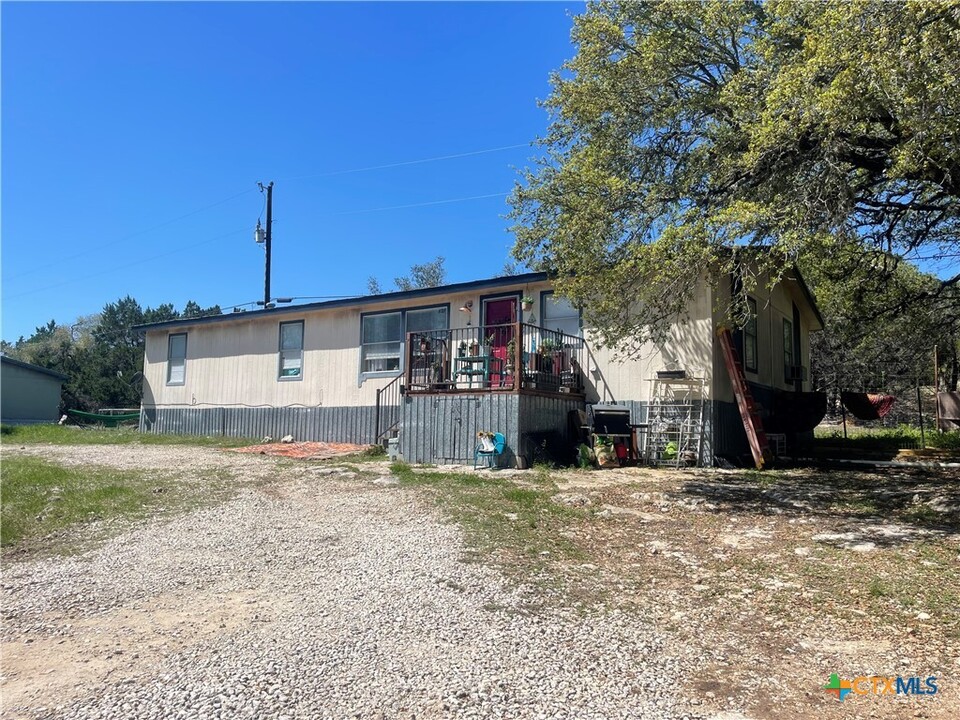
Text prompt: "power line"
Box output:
[[283, 143, 529, 181], [8, 187, 258, 281], [4, 225, 253, 301], [329, 192, 509, 216], [7, 143, 529, 283]]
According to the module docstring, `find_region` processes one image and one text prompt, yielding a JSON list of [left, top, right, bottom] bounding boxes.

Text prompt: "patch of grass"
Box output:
[[929, 431, 960, 450], [0, 424, 256, 448], [813, 425, 960, 452], [391, 463, 586, 577], [1, 456, 243, 554]]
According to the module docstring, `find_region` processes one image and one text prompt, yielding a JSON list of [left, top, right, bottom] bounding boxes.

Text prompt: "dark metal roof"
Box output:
[[133, 272, 550, 332], [0, 355, 69, 381]]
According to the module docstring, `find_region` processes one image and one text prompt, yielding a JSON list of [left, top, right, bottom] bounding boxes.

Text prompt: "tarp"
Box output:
[[66, 409, 141, 427], [768, 391, 827, 434], [937, 392, 960, 431], [841, 392, 896, 421]]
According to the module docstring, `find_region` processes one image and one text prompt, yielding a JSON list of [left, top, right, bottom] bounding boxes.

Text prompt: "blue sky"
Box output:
[[2, 1, 583, 341]]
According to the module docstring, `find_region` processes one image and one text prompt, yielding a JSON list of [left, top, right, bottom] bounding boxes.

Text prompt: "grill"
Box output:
[[591, 404, 631, 436]]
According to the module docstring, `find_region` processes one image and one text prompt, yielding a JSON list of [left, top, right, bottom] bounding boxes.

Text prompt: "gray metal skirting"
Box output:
[[400, 393, 591, 467], [400, 394, 521, 466], [140, 406, 377, 444]]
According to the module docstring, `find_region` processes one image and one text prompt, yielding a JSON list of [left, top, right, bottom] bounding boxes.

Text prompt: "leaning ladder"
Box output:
[[717, 327, 772, 469]]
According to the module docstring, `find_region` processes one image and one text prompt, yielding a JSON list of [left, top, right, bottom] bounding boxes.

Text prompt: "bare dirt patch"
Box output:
[[227, 440, 372, 460], [545, 464, 960, 720]]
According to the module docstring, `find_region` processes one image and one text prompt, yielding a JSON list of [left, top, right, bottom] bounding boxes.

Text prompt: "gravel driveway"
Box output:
[[2, 446, 697, 720]]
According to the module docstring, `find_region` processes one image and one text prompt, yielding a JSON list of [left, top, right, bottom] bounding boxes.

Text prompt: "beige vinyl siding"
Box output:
[[711, 270, 819, 404], [142, 279, 719, 410]]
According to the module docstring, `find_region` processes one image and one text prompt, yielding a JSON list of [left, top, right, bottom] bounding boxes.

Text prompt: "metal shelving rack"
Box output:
[[644, 375, 706, 467]]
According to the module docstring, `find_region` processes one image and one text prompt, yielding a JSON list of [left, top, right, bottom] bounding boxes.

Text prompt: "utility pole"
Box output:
[[258, 181, 274, 307]]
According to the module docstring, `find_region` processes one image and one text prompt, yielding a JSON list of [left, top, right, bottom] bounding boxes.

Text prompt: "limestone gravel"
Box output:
[[3, 447, 699, 719]]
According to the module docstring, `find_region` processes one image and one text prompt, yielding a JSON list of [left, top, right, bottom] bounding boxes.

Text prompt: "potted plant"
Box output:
[[521, 295, 534, 312], [505, 338, 517, 373], [418, 334, 431, 353], [539, 338, 558, 374], [458, 340, 467, 357], [481, 333, 495, 357], [469, 338, 480, 356]]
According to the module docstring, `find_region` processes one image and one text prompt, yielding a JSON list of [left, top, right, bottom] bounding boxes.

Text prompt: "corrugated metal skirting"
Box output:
[[400, 394, 521, 466], [140, 405, 376, 444], [400, 393, 591, 467]]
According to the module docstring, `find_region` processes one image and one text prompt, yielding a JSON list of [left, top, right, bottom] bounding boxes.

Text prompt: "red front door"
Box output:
[[484, 298, 517, 387]]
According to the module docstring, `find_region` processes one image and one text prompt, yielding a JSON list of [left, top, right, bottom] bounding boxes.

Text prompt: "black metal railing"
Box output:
[[403, 323, 585, 396], [518, 323, 586, 394], [375, 372, 403, 441]]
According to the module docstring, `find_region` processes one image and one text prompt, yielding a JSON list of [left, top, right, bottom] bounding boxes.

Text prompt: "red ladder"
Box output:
[[717, 328, 773, 469]]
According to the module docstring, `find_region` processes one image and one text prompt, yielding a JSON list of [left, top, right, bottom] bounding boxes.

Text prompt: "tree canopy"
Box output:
[[509, 0, 960, 349], [367, 256, 447, 295], [2, 297, 221, 411]]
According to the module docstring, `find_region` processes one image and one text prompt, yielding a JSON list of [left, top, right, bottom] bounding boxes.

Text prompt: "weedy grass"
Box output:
[[389, 461, 587, 572], [1, 456, 246, 554], [0, 424, 256, 448]]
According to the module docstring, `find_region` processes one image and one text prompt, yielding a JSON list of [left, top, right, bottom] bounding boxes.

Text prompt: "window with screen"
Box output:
[[361, 312, 403, 373], [279, 321, 304, 379], [783, 318, 795, 381], [541, 292, 581, 338], [360, 306, 448, 375], [743, 297, 758, 373], [167, 333, 187, 385]]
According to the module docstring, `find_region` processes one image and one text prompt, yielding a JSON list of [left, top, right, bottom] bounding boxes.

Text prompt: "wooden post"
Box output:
[[405, 332, 413, 389], [842, 402, 848, 440], [934, 345, 941, 433], [514, 321, 522, 392], [917, 385, 925, 448]]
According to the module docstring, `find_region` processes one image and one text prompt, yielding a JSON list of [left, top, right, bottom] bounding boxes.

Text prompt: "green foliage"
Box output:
[[509, 0, 960, 349], [394, 255, 446, 292], [805, 258, 959, 397], [3, 297, 221, 411], [366, 256, 448, 295]]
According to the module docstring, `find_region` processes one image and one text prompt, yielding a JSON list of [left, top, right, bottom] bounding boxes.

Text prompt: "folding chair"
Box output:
[[474, 432, 505, 469]]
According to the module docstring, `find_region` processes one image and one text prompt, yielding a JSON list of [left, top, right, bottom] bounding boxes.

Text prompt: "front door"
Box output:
[[483, 297, 518, 388]]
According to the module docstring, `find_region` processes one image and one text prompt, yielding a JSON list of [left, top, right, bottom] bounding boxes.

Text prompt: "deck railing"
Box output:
[[404, 323, 585, 395]]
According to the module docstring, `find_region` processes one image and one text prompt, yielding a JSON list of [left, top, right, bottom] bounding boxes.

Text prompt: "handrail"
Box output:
[[374, 372, 403, 442]]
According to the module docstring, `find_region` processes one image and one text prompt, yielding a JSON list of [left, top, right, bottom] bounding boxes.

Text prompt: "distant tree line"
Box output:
[[1, 297, 221, 412]]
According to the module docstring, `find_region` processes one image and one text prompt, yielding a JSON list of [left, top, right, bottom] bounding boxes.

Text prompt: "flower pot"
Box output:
[[521, 301, 533, 312]]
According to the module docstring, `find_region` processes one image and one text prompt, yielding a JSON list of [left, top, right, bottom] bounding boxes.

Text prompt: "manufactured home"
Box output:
[[136, 270, 823, 466]]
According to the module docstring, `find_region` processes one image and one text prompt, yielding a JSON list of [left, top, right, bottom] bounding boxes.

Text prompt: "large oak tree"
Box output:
[[509, 0, 960, 351]]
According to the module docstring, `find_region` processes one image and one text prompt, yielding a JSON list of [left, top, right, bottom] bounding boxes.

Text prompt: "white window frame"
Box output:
[[166, 333, 187, 386], [540, 291, 581, 341], [359, 304, 449, 380], [278, 320, 304, 381]]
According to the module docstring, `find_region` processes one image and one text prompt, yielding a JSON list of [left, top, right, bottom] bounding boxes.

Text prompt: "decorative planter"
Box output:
[[521, 300, 533, 312]]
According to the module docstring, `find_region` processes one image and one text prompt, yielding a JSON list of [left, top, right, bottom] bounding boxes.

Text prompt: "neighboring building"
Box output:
[[1, 356, 68, 425], [135, 270, 823, 465]]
